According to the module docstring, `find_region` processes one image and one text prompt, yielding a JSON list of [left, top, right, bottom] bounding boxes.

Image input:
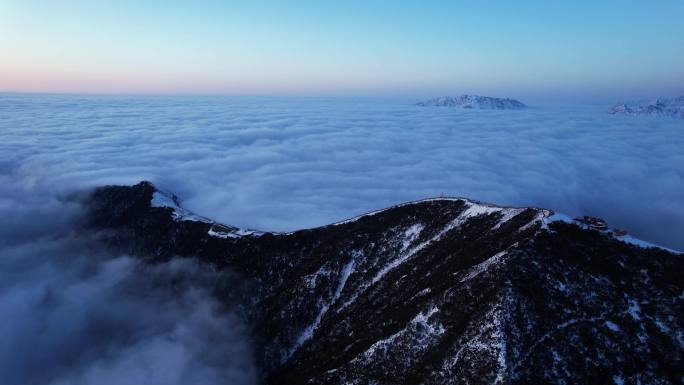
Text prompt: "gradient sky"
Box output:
[[1, 0, 683, 98]]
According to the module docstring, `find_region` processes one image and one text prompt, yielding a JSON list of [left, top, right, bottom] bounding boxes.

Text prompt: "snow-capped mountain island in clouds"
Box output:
[[609, 96, 684, 118], [85, 182, 683, 385], [417, 95, 527, 110]]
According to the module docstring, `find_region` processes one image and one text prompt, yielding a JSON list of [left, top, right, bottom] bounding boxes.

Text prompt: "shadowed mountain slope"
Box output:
[[84, 182, 683, 385]]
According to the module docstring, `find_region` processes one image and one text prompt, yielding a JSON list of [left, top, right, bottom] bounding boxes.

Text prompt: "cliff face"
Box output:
[[85, 182, 683, 384]]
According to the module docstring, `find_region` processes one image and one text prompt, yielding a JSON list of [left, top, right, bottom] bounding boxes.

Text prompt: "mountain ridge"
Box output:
[[83, 181, 684, 384], [417, 95, 527, 110], [609, 96, 684, 118], [151, 182, 679, 254]]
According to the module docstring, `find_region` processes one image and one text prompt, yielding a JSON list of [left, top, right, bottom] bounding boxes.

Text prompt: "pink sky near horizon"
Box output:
[[2, 1, 683, 99]]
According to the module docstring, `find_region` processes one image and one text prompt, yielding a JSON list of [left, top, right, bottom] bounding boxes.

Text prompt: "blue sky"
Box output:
[[1, 0, 683, 98]]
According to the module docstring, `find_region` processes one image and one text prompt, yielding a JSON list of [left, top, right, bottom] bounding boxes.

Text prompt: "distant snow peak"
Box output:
[[417, 95, 527, 110], [609, 96, 684, 118]]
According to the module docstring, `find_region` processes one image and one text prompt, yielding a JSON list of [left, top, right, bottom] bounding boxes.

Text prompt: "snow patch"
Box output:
[[328, 196, 538, 231], [152, 190, 264, 239], [291, 259, 356, 356], [303, 265, 331, 289], [492, 208, 526, 229], [459, 250, 508, 282], [357, 305, 444, 360], [369, 203, 498, 285], [401, 223, 424, 251], [654, 319, 670, 333], [207, 226, 263, 239], [627, 300, 641, 321], [619, 235, 682, 254], [604, 321, 621, 332], [151, 191, 212, 223], [541, 211, 573, 229], [556, 281, 568, 293]]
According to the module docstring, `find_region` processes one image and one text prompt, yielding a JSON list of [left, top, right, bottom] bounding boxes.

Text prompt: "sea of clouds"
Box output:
[[0, 92, 682, 382], [1, 93, 682, 248]]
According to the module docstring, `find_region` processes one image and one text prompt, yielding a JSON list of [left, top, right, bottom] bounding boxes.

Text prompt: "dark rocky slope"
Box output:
[[84, 182, 683, 385]]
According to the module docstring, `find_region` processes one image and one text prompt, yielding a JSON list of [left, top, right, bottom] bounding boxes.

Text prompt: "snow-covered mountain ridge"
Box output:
[[85, 181, 684, 384], [609, 96, 684, 118], [417, 95, 527, 109]]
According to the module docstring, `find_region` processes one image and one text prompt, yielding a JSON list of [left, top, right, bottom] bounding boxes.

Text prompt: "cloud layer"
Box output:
[[0, 93, 681, 382], [0, 179, 257, 385], [1, 93, 682, 251]]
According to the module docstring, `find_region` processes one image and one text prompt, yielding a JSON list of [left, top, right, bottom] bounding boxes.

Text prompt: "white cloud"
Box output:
[[1, 94, 682, 251], [0, 93, 682, 382], [0, 180, 257, 385]]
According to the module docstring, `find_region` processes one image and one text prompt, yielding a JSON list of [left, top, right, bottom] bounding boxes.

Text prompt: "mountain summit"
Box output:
[[417, 95, 527, 109], [609, 96, 684, 118], [85, 182, 683, 385]]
